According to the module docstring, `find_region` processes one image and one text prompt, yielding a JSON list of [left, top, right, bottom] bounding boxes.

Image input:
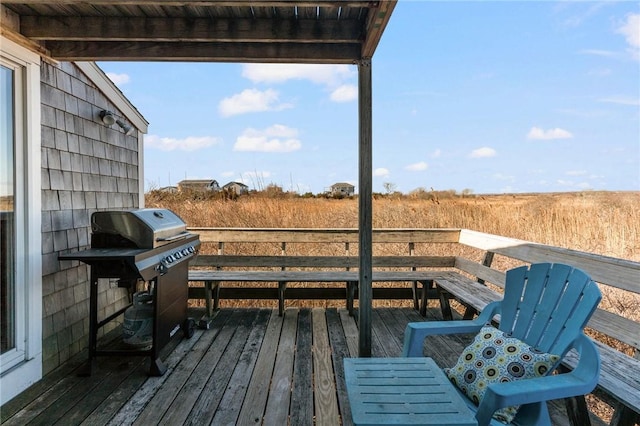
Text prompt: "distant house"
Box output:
[[223, 181, 249, 195], [330, 182, 355, 197], [177, 179, 220, 192]]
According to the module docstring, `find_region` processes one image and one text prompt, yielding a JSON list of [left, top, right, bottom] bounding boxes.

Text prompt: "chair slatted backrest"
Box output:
[[499, 263, 602, 356]]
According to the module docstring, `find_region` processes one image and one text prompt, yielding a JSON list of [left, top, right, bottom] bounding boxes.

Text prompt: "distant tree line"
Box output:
[[146, 183, 476, 202]]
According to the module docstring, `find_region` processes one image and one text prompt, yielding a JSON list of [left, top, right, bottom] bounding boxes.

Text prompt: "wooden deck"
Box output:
[[2, 307, 576, 426]]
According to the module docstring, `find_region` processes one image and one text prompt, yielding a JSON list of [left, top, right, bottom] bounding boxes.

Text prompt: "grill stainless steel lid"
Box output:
[[91, 208, 188, 248], [79, 208, 200, 282]]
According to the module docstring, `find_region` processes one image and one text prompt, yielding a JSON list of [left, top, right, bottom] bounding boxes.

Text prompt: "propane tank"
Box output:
[[123, 291, 153, 349]]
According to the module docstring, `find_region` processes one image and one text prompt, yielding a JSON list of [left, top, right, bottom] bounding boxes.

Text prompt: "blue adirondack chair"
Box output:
[[403, 263, 602, 426]]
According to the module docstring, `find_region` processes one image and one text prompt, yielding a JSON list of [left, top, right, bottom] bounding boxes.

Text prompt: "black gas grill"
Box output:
[[59, 208, 200, 376]]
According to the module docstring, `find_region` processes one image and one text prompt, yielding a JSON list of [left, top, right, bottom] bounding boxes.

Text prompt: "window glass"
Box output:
[[0, 64, 16, 355]]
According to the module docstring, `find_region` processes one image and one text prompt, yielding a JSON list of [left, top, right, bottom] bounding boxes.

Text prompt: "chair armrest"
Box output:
[[402, 301, 502, 356], [475, 334, 600, 426]]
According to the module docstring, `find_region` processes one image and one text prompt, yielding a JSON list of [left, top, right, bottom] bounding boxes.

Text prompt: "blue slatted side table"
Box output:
[[344, 357, 477, 426]]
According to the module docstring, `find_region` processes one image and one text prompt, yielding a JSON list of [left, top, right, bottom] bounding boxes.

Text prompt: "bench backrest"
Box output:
[[191, 254, 456, 269]]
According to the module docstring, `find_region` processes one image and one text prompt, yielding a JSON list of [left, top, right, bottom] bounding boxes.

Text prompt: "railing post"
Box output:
[[409, 242, 419, 311], [345, 242, 350, 271]]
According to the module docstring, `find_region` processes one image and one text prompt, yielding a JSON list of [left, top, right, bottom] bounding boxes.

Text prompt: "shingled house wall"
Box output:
[[40, 62, 140, 374]]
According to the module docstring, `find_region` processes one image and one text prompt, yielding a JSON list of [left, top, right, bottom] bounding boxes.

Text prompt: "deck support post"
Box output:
[[358, 57, 373, 357]]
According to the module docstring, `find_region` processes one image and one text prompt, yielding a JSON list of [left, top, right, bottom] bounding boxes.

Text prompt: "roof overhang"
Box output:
[[1, 1, 397, 63]]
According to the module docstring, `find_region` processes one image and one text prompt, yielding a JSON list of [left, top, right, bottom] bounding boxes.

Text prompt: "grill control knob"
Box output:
[[187, 246, 195, 253], [181, 249, 189, 256], [174, 252, 182, 259], [166, 255, 174, 263]]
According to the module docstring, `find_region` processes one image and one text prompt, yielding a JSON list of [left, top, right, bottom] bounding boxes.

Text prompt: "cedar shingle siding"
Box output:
[[41, 62, 140, 374]]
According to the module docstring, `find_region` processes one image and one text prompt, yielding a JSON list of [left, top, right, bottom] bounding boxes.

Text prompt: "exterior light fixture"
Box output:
[[116, 118, 134, 136], [100, 110, 135, 136], [100, 110, 116, 125]]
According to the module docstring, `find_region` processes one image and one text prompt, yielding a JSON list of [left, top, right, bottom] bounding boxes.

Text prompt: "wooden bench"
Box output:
[[189, 254, 458, 316]]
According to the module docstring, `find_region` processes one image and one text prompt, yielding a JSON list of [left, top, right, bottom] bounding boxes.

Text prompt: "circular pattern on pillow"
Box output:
[[444, 325, 560, 423]]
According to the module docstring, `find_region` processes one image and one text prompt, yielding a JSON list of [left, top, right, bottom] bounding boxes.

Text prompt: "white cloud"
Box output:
[[374, 168, 390, 177], [242, 64, 354, 86], [561, 2, 608, 28], [405, 161, 428, 171], [469, 147, 497, 158], [330, 85, 358, 102], [527, 127, 574, 140], [599, 96, 640, 106], [617, 13, 640, 48], [431, 149, 442, 158], [493, 173, 514, 181], [557, 179, 592, 189], [242, 64, 356, 103], [587, 68, 611, 77], [145, 135, 221, 151], [234, 124, 301, 152], [579, 49, 617, 57], [219, 88, 291, 117], [566, 170, 587, 176], [105, 72, 130, 86]]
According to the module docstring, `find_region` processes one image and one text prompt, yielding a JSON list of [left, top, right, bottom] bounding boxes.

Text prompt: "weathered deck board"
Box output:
[[263, 308, 298, 425], [312, 308, 341, 425], [236, 310, 282, 425], [2, 307, 582, 426], [290, 309, 314, 426], [211, 309, 272, 425], [183, 309, 259, 425], [326, 308, 354, 426], [339, 308, 359, 357]]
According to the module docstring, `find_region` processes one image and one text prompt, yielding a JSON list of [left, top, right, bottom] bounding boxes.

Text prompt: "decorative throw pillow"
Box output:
[[445, 325, 560, 424]]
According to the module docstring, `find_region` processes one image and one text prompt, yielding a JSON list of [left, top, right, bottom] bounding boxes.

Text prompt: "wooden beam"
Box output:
[[0, 26, 56, 63], [21, 16, 364, 43], [362, 0, 397, 57], [2, 0, 376, 6], [358, 58, 373, 357], [1, 4, 20, 32], [44, 40, 361, 63]]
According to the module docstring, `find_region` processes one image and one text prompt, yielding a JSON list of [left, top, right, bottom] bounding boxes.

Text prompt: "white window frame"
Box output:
[[1, 53, 26, 371], [0, 36, 42, 405]]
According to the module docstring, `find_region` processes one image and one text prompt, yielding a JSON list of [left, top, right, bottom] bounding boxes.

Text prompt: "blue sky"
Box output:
[[100, 1, 640, 195]]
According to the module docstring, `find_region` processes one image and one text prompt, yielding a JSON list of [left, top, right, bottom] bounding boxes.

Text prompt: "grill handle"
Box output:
[[156, 231, 190, 243]]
